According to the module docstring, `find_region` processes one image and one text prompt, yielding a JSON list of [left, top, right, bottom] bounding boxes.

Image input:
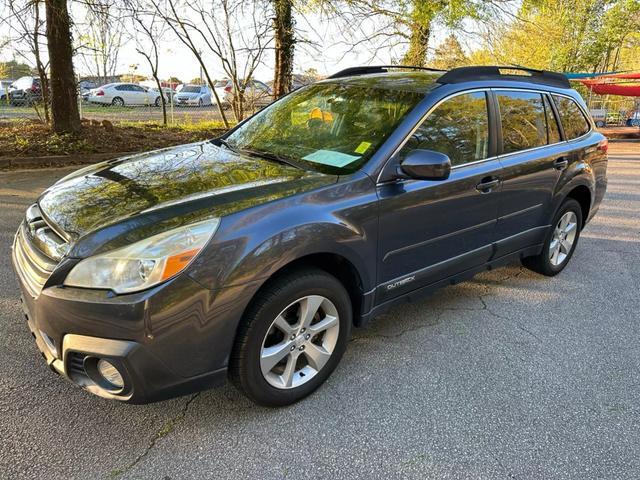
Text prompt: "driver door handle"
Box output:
[[553, 157, 569, 170], [476, 176, 500, 194]]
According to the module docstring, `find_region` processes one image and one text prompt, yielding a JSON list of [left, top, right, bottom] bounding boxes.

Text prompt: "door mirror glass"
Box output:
[[400, 149, 451, 181]]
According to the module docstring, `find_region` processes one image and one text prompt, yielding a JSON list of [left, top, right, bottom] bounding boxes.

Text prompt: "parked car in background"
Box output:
[[11, 65, 608, 407], [223, 79, 272, 109], [87, 83, 162, 107], [626, 111, 640, 127], [589, 108, 607, 127], [213, 79, 230, 107], [0, 79, 16, 101], [8, 76, 43, 106], [174, 84, 212, 107], [149, 86, 177, 103]]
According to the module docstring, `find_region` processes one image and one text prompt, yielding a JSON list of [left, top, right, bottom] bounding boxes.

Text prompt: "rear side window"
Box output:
[[552, 95, 590, 139], [496, 91, 546, 154], [544, 95, 561, 144], [400, 91, 489, 167]]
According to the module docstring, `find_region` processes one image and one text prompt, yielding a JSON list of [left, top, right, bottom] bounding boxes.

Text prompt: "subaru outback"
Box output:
[[12, 66, 608, 406]]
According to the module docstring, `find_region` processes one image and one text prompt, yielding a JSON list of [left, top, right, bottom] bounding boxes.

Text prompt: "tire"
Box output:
[[595, 120, 605, 128], [230, 268, 352, 406], [111, 97, 124, 107], [523, 198, 583, 276], [198, 98, 203, 108], [154, 96, 161, 107]]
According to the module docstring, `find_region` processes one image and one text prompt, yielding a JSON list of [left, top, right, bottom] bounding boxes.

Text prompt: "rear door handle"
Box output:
[[476, 177, 500, 193], [553, 157, 569, 170]]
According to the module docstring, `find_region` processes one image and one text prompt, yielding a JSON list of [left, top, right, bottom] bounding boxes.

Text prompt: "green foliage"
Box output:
[[483, 0, 640, 72], [0, 60, 34, 79], [429, 35, 468, 69]]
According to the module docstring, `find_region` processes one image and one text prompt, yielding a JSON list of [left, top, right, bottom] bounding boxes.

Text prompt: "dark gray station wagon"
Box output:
[[12, 66, 608, 406]]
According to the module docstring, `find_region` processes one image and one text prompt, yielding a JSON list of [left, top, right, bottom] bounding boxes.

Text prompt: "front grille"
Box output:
[[12, 204, 68, 297]]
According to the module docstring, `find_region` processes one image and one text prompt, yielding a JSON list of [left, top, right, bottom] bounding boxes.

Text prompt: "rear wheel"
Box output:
[[230, 268, 352, 406], [523, 198, 582, 276], [154, 96, 161, 107]]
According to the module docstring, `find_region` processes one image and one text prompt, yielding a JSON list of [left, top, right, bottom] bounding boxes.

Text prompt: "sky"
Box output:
[[0, 4, 483, 84]]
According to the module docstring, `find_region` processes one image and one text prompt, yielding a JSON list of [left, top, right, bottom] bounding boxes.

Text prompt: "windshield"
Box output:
[[225, 81, 425, 174], [182, 86, 201, 93]]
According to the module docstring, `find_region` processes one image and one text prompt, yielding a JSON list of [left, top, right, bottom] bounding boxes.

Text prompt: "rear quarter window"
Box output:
[[552, 95, 590, 140]]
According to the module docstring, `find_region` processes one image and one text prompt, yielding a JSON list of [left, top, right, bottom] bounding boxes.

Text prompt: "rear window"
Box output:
[[496, 91, 546, 154], [552, 95, 590, 140]]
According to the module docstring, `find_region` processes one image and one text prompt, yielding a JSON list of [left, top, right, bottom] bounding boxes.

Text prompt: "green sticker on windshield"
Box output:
[[302, 150, 360, 168], [354, 141, 371, 154]]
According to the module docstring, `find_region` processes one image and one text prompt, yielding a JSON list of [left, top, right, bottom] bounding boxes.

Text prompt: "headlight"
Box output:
[[64, 218, 220, 294]]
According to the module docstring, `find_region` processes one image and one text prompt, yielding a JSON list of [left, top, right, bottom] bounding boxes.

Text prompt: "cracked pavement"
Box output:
[[1, 141, 639, 479]]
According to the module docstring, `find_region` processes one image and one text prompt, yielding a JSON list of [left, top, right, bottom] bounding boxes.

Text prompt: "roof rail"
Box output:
[[327, 65, 444, 79], [437, 66, 570, 89]]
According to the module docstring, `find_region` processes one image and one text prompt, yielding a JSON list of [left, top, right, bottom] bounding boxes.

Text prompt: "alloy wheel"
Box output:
[[549, 211, 578, 266], [260, 295, 340, 389]]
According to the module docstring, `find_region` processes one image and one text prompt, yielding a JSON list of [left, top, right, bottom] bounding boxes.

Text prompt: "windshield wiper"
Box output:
[[239, 148, 306, 171], [217, 138, 238, 153]]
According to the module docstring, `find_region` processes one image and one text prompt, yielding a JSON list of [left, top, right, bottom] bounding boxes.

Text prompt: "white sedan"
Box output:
[[88, 83, 162, 107]]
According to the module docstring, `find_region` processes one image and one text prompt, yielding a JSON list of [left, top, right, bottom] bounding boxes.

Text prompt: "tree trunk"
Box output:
[[402, 19, 430, 67], [45, 0, 80, 133], [272, 0, 294, 98]]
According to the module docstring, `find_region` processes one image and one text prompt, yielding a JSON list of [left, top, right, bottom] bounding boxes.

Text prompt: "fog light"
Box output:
[[97, 359, 124, 389]]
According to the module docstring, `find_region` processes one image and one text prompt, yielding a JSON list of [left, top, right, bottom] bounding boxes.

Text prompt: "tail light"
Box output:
[[597, 138, 608, 154], [96, 90, 105, 96], [224, 85, 232, 93]]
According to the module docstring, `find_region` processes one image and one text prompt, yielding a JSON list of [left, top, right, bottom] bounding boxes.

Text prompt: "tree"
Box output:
[[76, 0, 124, 86], [272, 0, 295, 98], [430, 34, 467, 69], [45, 0, 81, 133], [0, 60, 35, 79], [159, 0, 272, 122], [3, 0, 51, 122], [125, 0, 170, 124]]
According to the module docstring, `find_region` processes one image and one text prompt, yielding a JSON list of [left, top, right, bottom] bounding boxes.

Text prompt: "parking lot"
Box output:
[[0, 141, 638, 479], [0, 102, 227, 124]]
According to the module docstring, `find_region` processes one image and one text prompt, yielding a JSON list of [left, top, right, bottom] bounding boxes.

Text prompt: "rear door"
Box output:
[[493, 89, 564, 256], [376, 90, 502, 303]]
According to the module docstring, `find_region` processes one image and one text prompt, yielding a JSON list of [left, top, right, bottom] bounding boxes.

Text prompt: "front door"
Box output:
[[376, 91, 502, 303]]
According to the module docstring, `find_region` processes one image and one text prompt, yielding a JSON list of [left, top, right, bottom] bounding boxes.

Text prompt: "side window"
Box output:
[[400, 92, 489, 167], [552, 95, 590, 140], [496, 91, 546, 154], [543, 95, 561, 144], [115, 85, 127, 91]]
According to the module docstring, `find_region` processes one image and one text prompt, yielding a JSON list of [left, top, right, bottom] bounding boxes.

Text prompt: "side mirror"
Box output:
[[400, 149, 451, 181]]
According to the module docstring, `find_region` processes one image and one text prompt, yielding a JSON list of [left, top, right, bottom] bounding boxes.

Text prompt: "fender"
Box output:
[[188, 171, 378, 295], [551, 157, 597, 223]]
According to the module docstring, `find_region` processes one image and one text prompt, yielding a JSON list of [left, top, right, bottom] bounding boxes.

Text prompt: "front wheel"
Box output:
[[523, 198, 583, 276], [111, 97, 124, 107], [230, 268, 352, 406]]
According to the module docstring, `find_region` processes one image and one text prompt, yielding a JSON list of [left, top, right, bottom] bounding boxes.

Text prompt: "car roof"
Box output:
[[321, 66, 573, 93]]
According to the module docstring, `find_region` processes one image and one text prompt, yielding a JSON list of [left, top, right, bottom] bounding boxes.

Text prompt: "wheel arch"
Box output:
[[240, 252, 367, 330], [565, 184, 591, 228]]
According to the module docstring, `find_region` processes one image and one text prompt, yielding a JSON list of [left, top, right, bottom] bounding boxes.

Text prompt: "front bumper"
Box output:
[[12, 225, 255, 403]]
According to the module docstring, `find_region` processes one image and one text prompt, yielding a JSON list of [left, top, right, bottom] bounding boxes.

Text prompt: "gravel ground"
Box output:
[[0, 142, 638, 479]]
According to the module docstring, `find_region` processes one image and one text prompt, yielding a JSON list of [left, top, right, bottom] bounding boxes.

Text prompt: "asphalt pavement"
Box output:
[[0, 142, 639, 479]]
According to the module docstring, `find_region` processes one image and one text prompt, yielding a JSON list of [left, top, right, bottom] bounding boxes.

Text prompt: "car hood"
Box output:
[[38, 141, 336, 256]]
